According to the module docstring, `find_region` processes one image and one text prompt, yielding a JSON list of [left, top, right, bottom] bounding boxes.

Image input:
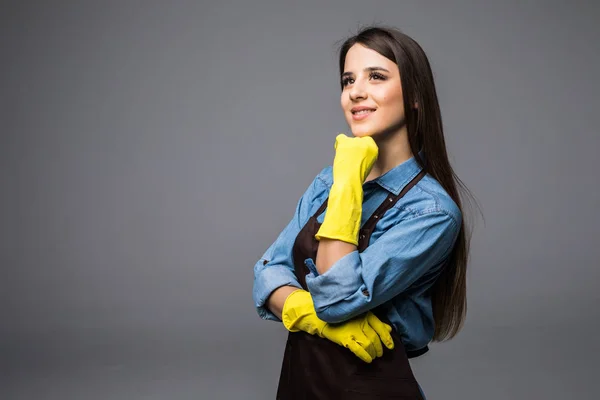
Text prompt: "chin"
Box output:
[[349, 128, 371, 137], [350, 130, 377, 138]]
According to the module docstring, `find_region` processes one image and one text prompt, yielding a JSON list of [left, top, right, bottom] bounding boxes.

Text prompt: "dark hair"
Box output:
[[338, 25, 480, 341]]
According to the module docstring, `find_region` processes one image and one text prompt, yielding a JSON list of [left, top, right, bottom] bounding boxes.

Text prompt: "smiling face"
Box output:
[[341, 44, 407, 139]]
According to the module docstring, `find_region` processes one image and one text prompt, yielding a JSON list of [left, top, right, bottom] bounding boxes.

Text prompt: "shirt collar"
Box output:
[[369, 150, 425, 195]]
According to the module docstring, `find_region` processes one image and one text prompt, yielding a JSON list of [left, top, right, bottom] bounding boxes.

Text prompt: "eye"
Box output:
[[341, 72, 387, 88], [369, 72, 387, 81], [341, 76, 354, 87]]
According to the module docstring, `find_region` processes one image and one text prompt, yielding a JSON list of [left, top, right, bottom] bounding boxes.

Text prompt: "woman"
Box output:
[[253, 25, 474, 399]]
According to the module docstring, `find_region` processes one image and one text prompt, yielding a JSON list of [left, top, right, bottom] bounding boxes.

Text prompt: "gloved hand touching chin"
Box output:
[[315, 133, 379, 245]]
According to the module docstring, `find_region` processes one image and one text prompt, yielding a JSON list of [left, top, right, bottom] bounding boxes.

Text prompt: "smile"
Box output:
[[352, 109, 375, 115], [351, 109, 375, 120]]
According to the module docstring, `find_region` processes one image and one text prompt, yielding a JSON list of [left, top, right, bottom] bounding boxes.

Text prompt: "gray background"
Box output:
[[2, 0, 599, 399]]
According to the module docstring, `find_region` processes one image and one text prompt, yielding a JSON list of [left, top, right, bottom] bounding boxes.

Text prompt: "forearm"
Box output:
[[266, 285, 302, 320], [315, 238, 356, 274]]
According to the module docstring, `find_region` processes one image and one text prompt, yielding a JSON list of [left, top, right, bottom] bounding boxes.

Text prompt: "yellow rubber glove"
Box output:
[[282, 289, 394, 363], [315, 133, 379, 245]]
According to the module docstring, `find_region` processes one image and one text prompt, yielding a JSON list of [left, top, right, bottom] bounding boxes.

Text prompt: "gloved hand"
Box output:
[[315, 133, 379, 245], [282, 289, 394, 363]]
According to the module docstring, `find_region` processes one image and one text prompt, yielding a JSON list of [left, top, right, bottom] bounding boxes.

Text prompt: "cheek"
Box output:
[[341, 91, 352, 104], [382, 93, 405, 116], [341, 97, 352, 120], [377, 84, 404, 108]]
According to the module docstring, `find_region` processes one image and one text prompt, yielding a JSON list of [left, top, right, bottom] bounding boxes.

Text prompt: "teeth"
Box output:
[[354, 109, 374, 115]]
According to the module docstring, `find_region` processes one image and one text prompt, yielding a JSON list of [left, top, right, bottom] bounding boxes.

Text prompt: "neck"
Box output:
[[365, 127, 413, 182]]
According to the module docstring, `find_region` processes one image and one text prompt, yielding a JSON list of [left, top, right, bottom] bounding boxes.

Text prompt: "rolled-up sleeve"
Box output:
[[252, 169, 327, 321], [305, 209, 460, 323], [252, 221, 302, 321]]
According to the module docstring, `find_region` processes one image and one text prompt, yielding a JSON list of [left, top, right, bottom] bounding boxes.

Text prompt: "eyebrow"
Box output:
[[341, 66, 390, 78]]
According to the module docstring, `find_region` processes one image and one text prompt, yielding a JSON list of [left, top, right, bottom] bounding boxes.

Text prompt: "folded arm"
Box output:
[[305, 209, 460, 324]]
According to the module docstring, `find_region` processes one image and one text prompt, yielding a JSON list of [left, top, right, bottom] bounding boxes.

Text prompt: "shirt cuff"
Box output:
[[253, 265, 302, 321]]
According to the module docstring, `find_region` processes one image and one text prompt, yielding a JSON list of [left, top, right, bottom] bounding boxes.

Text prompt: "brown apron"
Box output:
[[276, 169, 427, 400]]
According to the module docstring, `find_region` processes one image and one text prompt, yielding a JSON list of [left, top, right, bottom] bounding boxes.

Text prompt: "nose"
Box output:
[[349, 79, 367, 101]]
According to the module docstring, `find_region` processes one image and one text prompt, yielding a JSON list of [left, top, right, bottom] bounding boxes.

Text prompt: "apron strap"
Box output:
[[358, 169, 427, 251], [312, 196, 329, 219]]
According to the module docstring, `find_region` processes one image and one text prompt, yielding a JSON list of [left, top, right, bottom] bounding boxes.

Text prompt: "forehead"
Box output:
[[343, 44, 397, 72]]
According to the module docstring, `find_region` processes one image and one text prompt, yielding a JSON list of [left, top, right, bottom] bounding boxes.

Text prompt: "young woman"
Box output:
[[253, 25, 474, 399]]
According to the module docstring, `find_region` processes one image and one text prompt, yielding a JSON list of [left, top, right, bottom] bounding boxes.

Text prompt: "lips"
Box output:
[[352, 109, 375, 115], [351, 108, 375, 121], [351, 107, 376, 114]]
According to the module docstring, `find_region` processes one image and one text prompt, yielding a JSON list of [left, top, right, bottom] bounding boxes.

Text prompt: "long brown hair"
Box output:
[[337, 25, 480, 341]]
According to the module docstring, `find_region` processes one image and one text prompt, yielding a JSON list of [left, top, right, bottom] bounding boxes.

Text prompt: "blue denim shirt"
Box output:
[[252, 154, 462, 351]]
